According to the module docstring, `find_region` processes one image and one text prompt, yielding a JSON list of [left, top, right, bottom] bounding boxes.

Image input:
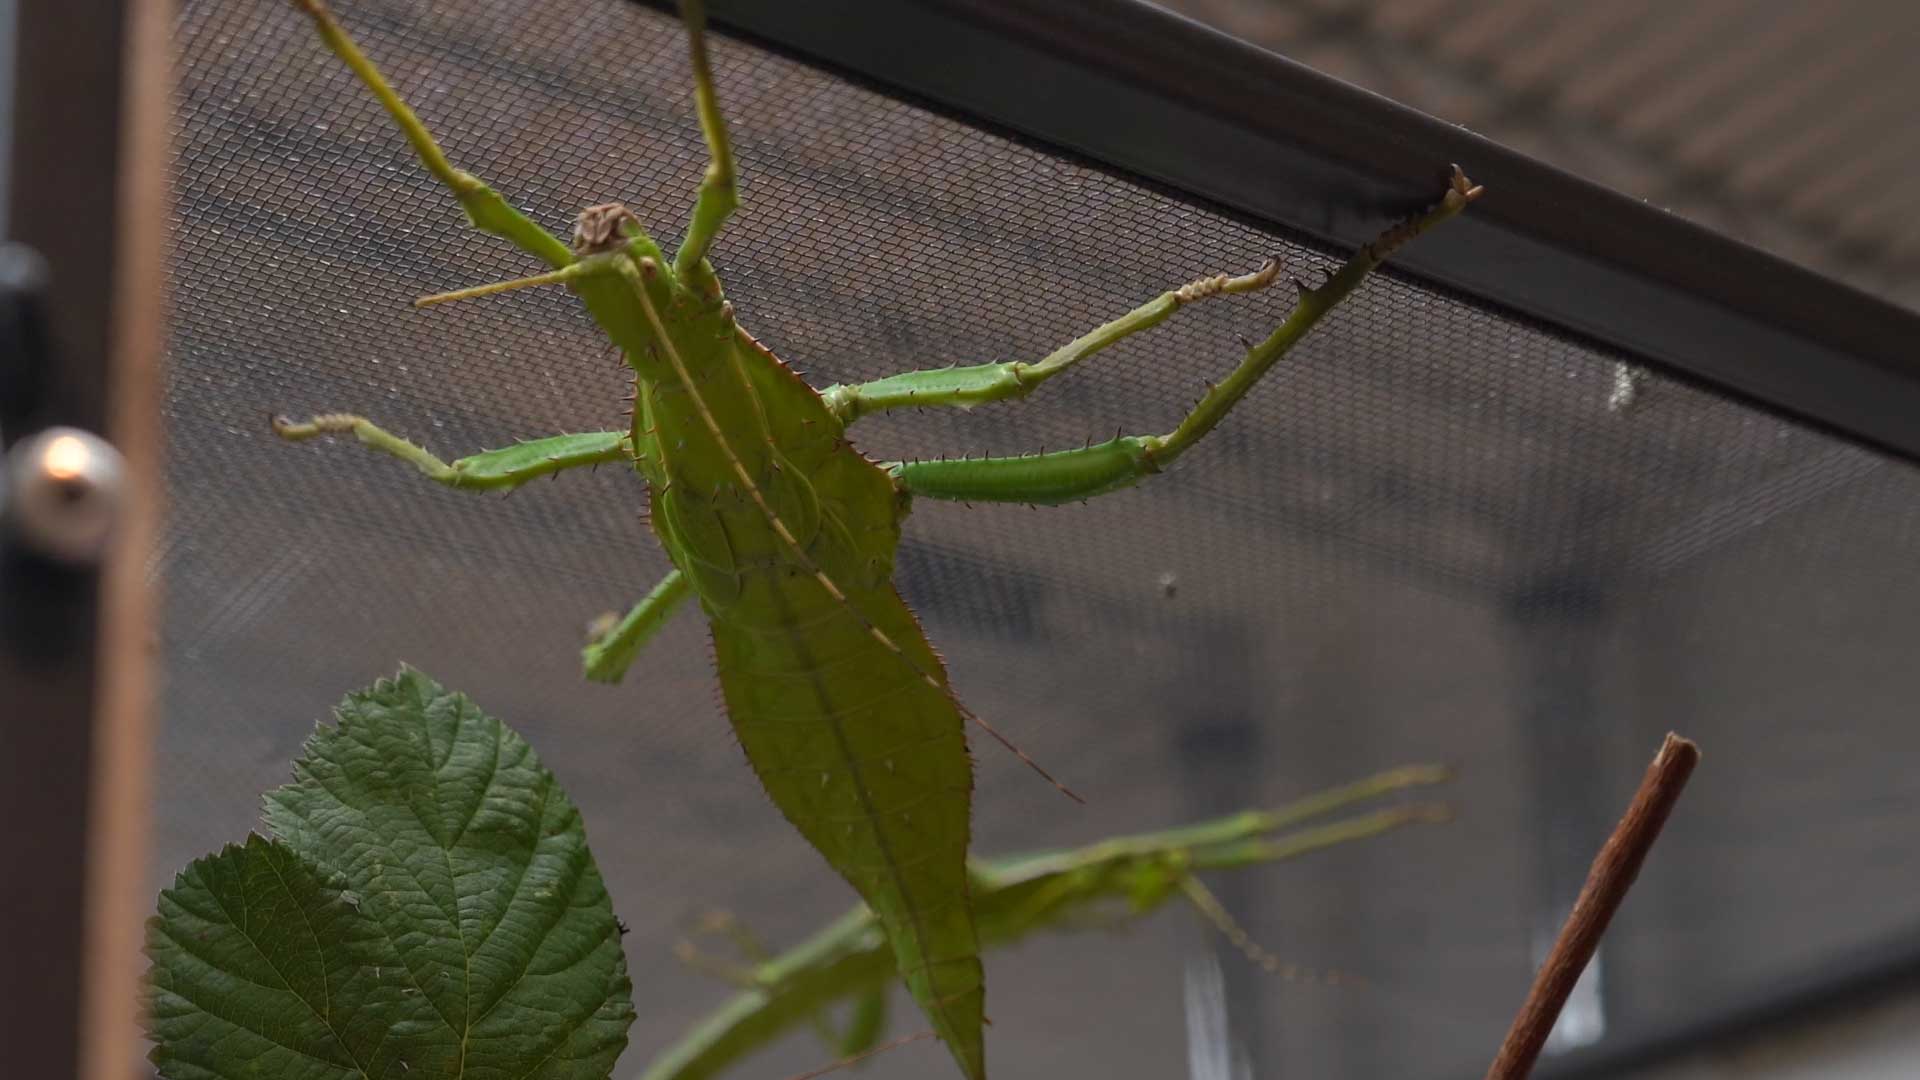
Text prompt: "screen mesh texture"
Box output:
[[162, 1, 1920, 1076]]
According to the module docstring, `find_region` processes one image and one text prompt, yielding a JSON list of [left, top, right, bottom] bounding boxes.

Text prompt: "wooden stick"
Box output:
[[1484, 733, 1701, 1080]]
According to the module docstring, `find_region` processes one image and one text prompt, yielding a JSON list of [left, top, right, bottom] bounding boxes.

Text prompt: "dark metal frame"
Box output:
[[654, 0, 1920, 1076], [668, 0, 1920, 471], [1, 0, 153, 1073]]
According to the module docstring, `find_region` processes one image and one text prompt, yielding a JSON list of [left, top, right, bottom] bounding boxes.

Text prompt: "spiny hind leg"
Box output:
[[290, 0, 574, 268], [891, 168, 1483, 506], [582, 568, 691, 683], [672, 0, 740, 278], [273, 415, 629, 489], [820, 261, 1281, 425]]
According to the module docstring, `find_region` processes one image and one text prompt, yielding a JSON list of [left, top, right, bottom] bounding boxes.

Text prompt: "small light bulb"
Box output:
[[4, 426, 125, 563], [41, 434, 91, 483]]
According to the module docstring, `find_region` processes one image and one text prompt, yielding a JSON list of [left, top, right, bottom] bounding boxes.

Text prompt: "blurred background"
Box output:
[[1156, 0, 1920, 313], [1145, 7, 1920, 1071], [5, 2, 1920, 1079]]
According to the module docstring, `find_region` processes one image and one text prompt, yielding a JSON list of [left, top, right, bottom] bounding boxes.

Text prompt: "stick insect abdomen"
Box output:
[[708, 581, 984, 1080], [630, 300, 988, 1080]]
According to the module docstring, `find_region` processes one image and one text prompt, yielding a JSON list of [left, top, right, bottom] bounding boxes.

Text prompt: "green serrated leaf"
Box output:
[[146, 835, 451, 1079], [147, 667, 634, 1079]]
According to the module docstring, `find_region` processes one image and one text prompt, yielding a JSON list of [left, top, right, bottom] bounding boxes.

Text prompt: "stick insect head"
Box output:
[[560, 204, 691, 380], [573, 202, 651, 255]]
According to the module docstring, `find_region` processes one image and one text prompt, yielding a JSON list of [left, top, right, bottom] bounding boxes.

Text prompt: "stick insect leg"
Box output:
[[891, 169, 1483, 506], [583, 568, 692, 683], [819, 262, 1281, 425], [291, 0, 574, 269], [671, 0, 740, 279], [272, 415, 629, 489]]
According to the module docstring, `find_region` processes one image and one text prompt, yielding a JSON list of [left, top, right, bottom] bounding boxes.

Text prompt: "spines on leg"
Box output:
[[891, 436, 1162, 506], [891, 169, 1484, 507]]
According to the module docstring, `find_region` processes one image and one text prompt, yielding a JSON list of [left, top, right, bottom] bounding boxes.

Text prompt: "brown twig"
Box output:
[[1484, 733, 1702, 1080]]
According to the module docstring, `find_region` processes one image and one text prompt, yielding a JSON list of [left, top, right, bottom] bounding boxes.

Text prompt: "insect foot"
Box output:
[[1173, 257, 1281, 303], [1363, 164, 1483, 264]]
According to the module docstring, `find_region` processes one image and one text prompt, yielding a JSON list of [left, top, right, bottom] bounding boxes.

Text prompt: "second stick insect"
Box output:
[[273, 2, 1481, 1076]]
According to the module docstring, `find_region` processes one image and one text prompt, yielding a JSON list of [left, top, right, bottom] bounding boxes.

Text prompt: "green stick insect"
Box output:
[[270, 2, 1482, 1076], [644, 766, 1449, 1080]]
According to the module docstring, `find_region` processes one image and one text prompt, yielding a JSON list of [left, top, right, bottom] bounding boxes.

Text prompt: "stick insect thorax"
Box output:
[[432, 201, 768, 495], [425, 198, 1082, 807]]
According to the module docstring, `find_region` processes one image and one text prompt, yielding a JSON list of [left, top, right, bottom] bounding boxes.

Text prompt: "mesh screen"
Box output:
[[163, 1, 1920, 1076]]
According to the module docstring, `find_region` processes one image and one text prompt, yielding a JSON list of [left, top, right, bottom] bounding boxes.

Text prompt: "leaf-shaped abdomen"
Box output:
[[709, 577, 985, 1080]]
